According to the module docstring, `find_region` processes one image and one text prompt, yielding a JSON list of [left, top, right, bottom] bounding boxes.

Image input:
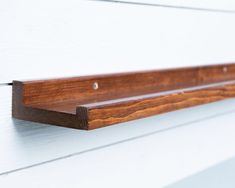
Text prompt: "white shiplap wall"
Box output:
[[1, 0, 235, 187], [1, 0, 235, 83], [1, 85, 235, 187]]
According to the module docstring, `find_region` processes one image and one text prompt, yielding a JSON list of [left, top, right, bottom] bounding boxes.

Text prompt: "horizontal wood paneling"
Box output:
[[2, 86, 235, 175], [1, 0, 235, 83], [2, 104, 235, 187]]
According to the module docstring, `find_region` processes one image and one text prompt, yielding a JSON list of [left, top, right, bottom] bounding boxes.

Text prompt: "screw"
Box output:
[[93, 82, 99, 90], [223, 67, 228, 73]]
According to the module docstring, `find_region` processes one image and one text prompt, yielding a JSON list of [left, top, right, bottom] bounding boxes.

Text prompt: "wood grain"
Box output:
[[12, 63, 235, 130], [79, 81, 235, 129]]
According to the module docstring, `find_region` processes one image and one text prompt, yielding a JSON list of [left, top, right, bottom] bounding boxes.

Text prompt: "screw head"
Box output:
[[93, 82, 99, 90]]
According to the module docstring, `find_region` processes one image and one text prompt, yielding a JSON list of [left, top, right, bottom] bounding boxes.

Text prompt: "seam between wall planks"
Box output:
[[90, 0, 235, 14], [2, 108, 235, 176]]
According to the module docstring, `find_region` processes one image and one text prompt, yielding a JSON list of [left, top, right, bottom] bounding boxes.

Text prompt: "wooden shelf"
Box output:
[[12, 63, 235, 130]]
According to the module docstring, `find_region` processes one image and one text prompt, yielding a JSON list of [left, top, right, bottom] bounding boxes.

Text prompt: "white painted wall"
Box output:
[[1, 1, 235, 187], [1, 0, 235, 83]]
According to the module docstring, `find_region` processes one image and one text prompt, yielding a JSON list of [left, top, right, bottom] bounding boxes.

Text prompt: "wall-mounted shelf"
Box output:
[[12, 63, 235, 130]]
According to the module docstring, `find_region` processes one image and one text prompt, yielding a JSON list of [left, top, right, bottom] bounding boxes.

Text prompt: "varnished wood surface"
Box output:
[[12, 63, 235, 129], [13, 63, 235, 106], [79, 81, 235, 129]]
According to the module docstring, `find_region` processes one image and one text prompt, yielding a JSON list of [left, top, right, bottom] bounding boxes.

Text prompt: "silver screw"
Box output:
[[223, 67, 228, 73], [93, 82, 99, 90]]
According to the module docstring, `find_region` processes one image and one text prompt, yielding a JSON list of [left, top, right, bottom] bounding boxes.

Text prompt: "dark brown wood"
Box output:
[[12, 63, 235, 130]]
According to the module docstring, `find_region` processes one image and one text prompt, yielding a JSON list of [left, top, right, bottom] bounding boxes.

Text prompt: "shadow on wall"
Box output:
[[167, 156, 235, 188]]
